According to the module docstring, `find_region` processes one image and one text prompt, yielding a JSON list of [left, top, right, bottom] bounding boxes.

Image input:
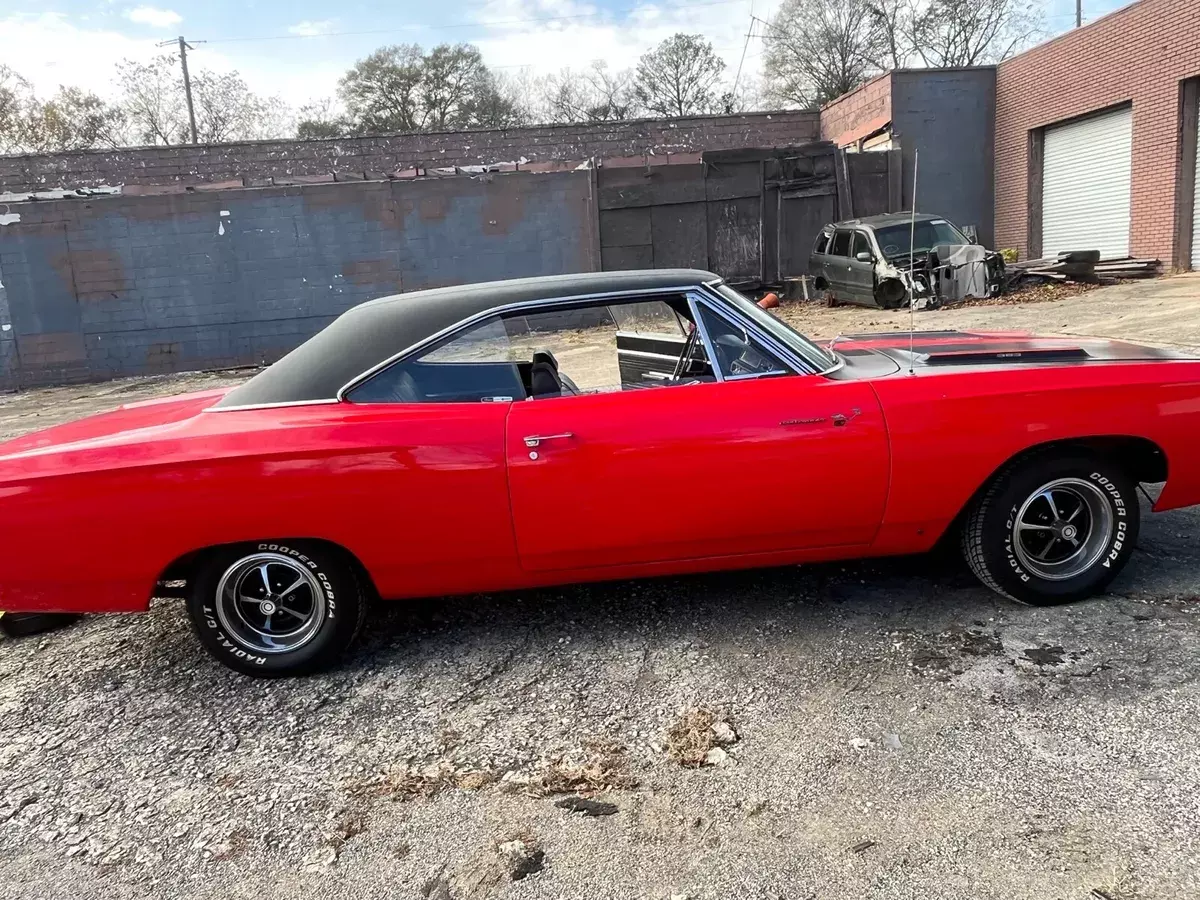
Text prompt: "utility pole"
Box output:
[[158, 35, 201, 143], [178, 36, 199, 144], [1076, 0, 1082, 28]]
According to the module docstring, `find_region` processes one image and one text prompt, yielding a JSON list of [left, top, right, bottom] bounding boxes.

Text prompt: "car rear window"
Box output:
[[814, 232, 830, 254], [830, 231, 851, 257]]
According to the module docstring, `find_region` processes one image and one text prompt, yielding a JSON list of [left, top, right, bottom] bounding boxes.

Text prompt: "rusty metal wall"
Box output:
[[0, 171, 598, 389], [597, 145, 902, 283]]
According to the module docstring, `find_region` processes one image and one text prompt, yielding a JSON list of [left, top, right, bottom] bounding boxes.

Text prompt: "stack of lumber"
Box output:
[[1006, 251, 1160, 287]]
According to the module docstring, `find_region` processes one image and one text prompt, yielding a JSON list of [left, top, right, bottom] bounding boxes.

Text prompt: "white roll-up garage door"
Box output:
[[1042, 106, 1133, 259], [1192, 105, 1200, 269]]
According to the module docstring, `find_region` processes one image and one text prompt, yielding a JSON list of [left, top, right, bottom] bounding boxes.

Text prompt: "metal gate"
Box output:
[[1043, 106, 1133, 259], [596, 144, 901, 284]]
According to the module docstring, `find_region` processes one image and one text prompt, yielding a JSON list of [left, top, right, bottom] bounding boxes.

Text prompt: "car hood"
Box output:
[[828, 329, 1191, 373], [0, 388, 230, 460]]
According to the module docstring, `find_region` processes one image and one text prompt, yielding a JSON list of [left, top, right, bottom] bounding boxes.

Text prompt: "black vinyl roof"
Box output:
[[215, 269, 717, 407]]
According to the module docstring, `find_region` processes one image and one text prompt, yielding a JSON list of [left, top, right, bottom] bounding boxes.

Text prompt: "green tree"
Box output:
[[335, 42, 527, 135], [0, 67, 123, 152]]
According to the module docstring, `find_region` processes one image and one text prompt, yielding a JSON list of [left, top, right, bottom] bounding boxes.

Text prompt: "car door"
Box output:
[[613, 300, 692, 386], [826, 229, 853, 298], [505, 295, 890, 573], [846, 230, 876, 305]]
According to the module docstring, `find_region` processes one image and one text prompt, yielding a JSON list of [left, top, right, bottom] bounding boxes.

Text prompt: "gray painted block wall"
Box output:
[[0, 171, 597, 389], [892, 69, 997, 248]]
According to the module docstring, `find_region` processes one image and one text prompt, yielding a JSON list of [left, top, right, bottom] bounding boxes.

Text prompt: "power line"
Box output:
[[200, 0, 752, 45]]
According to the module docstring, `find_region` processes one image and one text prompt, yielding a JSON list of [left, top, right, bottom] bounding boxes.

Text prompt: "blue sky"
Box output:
[[0, 0, 1132, 108]]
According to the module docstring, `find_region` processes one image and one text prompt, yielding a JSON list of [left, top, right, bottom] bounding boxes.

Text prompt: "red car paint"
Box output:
[[3, 332, 1200, 614]]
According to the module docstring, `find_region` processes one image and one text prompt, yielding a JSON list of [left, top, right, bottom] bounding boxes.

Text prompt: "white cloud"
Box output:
[[0, 2, 774, 119], [471, 0, 770, 81], [123, 6, 183, 29], [288, 20, 337, 37], [0, 12, 343, 108]]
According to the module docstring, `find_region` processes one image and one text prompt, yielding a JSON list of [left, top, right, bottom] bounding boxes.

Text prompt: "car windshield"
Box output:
[[711, 283, 837, 373], [874, 219, 969, 258]]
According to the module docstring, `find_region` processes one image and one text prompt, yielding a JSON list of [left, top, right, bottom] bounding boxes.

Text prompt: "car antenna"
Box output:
[[908, 150, 919, 375]]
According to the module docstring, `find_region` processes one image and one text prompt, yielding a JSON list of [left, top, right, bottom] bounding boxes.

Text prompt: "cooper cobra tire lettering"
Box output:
[[189, 541, 366, 676], [962, 452, 1140, 606]]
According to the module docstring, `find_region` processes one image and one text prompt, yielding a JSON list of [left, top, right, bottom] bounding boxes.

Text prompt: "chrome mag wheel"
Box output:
[[1012, 478, 1115, 581], [214, 553, 326, 655]]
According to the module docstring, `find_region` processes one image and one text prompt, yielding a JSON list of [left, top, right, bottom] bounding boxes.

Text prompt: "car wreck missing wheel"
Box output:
[[810, 212, 1006, 309]]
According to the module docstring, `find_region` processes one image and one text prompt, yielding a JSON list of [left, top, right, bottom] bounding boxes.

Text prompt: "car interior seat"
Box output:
[[529, 349, 564, 397]]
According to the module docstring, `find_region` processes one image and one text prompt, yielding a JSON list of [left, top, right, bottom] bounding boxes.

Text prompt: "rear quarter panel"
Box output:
[[868, 360, 1200, 554], [0, 403, 518, 613]]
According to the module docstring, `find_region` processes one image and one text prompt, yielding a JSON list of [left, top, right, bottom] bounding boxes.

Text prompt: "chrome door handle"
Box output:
[[831, 408, 861, 427], [523, 432, 574, 448]]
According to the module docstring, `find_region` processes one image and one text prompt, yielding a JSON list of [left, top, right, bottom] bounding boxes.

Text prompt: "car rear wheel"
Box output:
[[961, 453, 1139, 605], [186, 541, 367, 677]]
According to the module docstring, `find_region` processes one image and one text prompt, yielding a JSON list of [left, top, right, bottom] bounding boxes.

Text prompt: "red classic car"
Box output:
[[2, 270, 1198, 676]]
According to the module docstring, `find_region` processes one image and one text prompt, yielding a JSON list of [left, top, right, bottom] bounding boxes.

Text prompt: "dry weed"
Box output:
[[665, 707, 737, 767]]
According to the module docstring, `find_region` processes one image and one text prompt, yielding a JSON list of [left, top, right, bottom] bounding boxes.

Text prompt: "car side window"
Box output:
[[348, 297, 716, 404], [830, 230, 852, 257], [814, 232, 830, 254], [694, 304, 791, 380], [347, 316, 526, 403], [501, 297, 715, 398], [850, 232, 872, 259]]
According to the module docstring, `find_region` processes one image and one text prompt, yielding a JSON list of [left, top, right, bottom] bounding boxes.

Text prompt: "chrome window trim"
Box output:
[[618, 348, 688, 361], [724, 370, 789, 381], [685, 290, 725, 384], [337, 284, 701, 402], [206, 397, 340, 413]]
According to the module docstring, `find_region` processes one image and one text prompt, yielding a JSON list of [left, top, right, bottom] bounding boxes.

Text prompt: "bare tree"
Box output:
[[865, 0, 919, 69], [764, 0, 886, 108], [908, 0, 1042, 66], [471, 70, 532, 129], [296, 98, 350, 139], [634, 34, 727, 118], [191, 70, 287, 142], [115, 54, 286, 145], [544, 62, 636, 123], [115, 56, 189, 145]]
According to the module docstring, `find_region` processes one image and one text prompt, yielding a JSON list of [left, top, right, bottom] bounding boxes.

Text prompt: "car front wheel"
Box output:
[[961, 453, 1140, 605], [186, 541, 367, 677]]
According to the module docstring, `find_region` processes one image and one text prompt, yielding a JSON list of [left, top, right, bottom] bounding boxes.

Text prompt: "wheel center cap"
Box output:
[[260, 599, 278, 615], [1060, 524, 1078, 540]]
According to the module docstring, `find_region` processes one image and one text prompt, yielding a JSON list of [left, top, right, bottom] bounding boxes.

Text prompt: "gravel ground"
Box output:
[[2, 277, 1199, 900]]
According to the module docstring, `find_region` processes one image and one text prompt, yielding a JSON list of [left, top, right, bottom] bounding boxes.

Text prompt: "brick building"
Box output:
[[0, 110, 819, 195], [819, 0, 1200, 270], [993, 0, 1200, 269]]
